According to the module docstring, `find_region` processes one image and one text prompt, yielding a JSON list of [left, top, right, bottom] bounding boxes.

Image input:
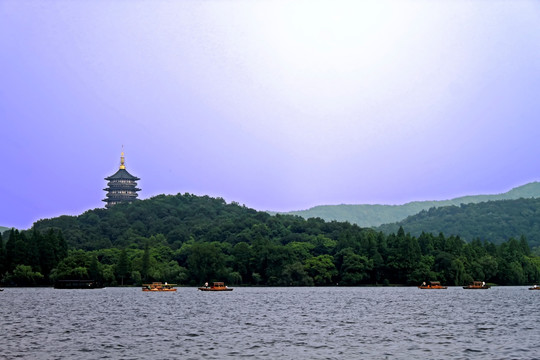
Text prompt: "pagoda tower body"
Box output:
[[103, 151, 141, 208]]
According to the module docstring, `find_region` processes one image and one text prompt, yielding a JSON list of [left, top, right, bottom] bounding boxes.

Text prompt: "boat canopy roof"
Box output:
[[143, 283, 176, 286]]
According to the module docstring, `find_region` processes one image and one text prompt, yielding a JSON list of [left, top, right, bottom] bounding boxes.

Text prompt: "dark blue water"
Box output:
[[1, 286, 538, 359]]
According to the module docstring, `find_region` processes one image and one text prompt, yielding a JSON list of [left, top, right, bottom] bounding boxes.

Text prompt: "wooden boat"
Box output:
[[418, 281, 447, 289], [529, 285, 540, 290], [142, 282, 177, 292], [463, 281, 490, 289], [198, 282, 233, 291], [54, 280, 104, 289]]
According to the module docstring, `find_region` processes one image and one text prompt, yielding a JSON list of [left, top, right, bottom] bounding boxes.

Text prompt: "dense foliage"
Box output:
[[378, 198, 540, 249], [285, 182, 540, 227], [1, 193, 540, 287]]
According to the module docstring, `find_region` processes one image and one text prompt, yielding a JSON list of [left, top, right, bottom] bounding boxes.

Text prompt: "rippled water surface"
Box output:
[[1, 286, 539, 359]]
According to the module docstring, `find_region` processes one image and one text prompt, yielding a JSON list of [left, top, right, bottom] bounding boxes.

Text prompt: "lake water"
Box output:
[[1, 286, 539, 359]]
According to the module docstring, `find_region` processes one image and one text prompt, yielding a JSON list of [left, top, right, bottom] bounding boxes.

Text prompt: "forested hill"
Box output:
[[33, 194, 277, 250], [377, 197, 540, 248], [3, 192, 540, 287], [282, 182, 540, 227], [0, 226, 10, 235]]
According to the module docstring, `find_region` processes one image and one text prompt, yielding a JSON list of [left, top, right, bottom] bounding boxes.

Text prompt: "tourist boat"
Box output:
[[54, 280, 104, 289], [418, 281, 447, 289], [142, 282, 177, 292], [529, 285, 540, 290], [198, 282, 233, 291], [463, 281, 490, 289]]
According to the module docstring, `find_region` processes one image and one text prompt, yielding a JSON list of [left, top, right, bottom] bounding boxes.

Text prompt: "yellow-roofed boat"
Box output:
[[142, 282, 177, 292], [198, 282, 233, 291], [418, 281, 447, 289], [463, 281, 490, 289]]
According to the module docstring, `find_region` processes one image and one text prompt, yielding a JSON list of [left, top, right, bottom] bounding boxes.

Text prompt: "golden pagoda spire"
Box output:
[[120, 146, 126, 169]]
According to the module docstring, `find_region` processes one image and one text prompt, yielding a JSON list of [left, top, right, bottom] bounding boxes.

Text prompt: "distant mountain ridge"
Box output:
[[377, 197, 540, 248], [281, 182, 540, 227], [0, 226, 10, 235]]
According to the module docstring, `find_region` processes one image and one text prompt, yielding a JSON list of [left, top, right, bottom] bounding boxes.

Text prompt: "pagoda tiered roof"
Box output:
[[105, 168, 140, 181]]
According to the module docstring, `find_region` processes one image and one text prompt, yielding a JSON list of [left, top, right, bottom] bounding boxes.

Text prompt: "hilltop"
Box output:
[[33, 194, 269, 250], [281, 182, 540, 227]]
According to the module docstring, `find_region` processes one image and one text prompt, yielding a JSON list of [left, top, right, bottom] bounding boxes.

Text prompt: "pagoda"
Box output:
[[103, 150, 141, 208]]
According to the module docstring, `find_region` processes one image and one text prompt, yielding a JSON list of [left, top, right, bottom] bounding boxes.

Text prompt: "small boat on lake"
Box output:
[[529, 285, 540, 290], [463, 281, 490, 289], [142, 282, 177, 292], [418, 281, 447, 289], [198, 282, 233, 291]]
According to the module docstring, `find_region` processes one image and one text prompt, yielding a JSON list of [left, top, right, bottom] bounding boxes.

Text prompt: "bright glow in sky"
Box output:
[[2, 0, 540, 229]]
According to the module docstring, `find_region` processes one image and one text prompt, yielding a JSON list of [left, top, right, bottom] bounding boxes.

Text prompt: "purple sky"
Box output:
[[2, 1, 540, 229]]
